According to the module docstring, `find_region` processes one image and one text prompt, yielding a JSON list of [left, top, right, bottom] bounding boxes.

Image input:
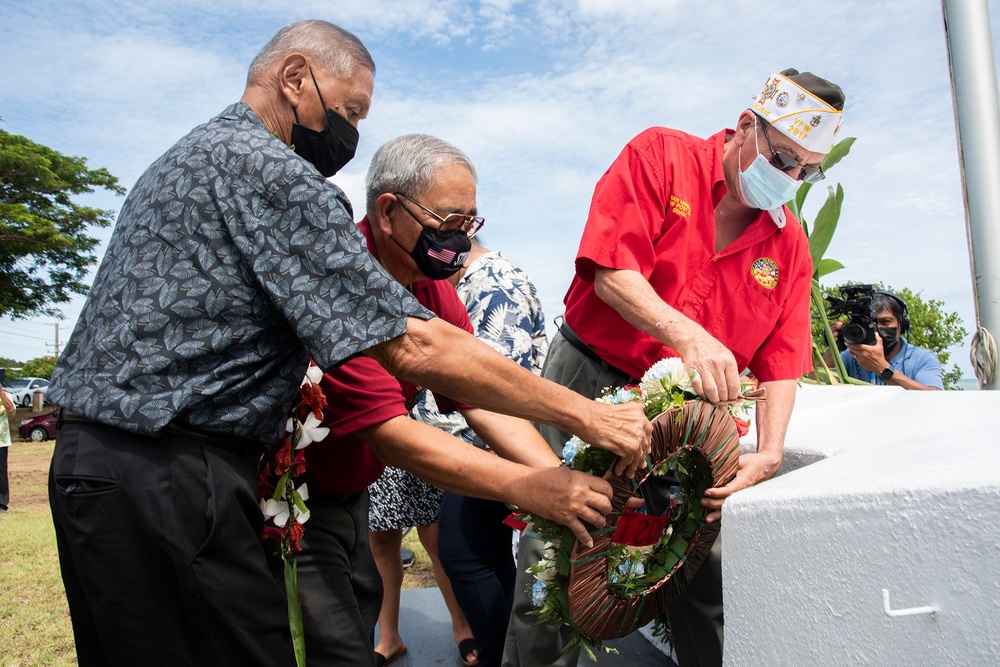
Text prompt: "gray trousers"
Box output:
[[501, 328, 724, 667]]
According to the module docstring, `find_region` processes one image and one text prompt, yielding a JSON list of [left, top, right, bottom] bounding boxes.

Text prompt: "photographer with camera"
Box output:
[[828, 287, 943, 390]]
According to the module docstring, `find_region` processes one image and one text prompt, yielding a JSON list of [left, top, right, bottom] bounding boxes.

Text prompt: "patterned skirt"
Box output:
[[368, 464, 444, 532]]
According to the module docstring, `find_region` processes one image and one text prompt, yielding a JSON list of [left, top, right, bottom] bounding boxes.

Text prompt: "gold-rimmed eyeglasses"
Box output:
[[393, 192, 485, 238], [754, 114, 825, 184]]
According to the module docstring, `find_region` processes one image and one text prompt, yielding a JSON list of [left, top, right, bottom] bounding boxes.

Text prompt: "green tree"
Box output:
[[0, 127, 125, 319], [815, 283, 967, 389], [0, 356, 23, 383], [20, 355, 58, 380]]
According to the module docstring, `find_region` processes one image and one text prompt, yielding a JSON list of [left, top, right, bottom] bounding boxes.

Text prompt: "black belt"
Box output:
[[58, 410, 267, 465], [558, 323, 638, 383]]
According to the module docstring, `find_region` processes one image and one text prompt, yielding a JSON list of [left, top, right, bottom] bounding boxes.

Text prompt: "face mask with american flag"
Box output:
[[408, 224, 472, 280]]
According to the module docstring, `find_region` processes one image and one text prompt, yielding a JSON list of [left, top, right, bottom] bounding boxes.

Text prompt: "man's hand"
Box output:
[[592, 267, 741, 404], [578, 400, 652, 478], [701, 450, 782, 523], [673, 326, 742, 404], [846, 333, 888, 374], [515, 466, 614, 547], [829, 319, 844, 346]]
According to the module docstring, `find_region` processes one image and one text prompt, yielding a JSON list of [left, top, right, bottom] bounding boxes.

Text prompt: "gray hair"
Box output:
[[366, 134, 478, 216], [247, 20, 375, 84]]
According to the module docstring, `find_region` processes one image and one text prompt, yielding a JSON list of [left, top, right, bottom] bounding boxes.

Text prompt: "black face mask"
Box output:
[[878, 327, 899, 355], [290, 69, 359, 177], [392, 225, 471, 280]]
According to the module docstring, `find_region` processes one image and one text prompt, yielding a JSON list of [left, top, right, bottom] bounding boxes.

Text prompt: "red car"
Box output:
[[18, 410, 58, 442]]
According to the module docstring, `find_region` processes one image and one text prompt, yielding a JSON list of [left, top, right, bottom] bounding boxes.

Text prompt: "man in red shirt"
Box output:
[[296, 134, 629, 667], [502, 70, 846, 667]]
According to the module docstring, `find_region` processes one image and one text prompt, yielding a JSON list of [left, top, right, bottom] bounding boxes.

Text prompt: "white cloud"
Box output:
[[2, 0, 997, 379]]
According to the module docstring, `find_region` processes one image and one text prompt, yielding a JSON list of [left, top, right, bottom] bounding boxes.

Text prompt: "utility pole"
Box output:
[[942, 0, 1000, 390], [46, 321, 63, 358]]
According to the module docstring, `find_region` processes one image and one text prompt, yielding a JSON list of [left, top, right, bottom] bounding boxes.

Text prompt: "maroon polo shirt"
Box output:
[[306, 217, 474, 496]]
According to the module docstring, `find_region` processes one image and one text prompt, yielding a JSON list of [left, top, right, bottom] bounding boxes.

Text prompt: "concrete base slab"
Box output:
[[388, 587, 673, 666]]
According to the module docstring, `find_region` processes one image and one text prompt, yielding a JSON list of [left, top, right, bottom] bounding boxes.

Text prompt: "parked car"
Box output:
[[6, 377, 49, 407], [19, 410, 58, 442]]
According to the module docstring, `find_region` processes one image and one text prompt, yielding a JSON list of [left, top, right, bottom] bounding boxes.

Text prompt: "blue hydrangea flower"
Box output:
[[562, 436, 583, 465], [612, 557, 645, 584], [607, 386, 637, 404], [531, 578, 548, 606]]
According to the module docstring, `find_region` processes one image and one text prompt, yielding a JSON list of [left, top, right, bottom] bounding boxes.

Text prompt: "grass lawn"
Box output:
[[0, 438, 435, 666], [0, 440, 76, 667]]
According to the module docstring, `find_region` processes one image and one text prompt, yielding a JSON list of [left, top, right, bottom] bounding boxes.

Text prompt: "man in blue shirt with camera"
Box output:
[[834, 290, 944, 390]]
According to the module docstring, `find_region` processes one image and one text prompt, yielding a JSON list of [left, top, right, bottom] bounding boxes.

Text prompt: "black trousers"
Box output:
[[0, 445, 8, 510], [294, 490, 383, 667], [439, 492, 516, 667], [49, 420, 294, 667]]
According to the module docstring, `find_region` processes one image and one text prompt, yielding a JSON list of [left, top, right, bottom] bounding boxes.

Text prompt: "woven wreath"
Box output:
[[564, 399, 739, 641], [516, 359, 761, 658]]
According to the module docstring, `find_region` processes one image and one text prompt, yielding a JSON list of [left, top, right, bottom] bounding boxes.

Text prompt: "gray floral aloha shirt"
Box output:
[[49, 103, 430, 443]]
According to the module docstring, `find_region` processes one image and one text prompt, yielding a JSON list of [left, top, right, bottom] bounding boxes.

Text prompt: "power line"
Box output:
[[0, 327, 46, 341]]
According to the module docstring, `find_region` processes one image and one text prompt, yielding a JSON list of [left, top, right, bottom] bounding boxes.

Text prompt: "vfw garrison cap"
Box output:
[[750, 68, 845, 154]]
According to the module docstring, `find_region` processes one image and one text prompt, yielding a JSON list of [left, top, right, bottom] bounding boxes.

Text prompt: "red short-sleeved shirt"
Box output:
[[563, 127, 814, 382], [305, 218, 474, 496]]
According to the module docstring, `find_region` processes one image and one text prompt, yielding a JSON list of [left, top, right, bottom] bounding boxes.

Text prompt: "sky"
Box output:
[[1, 0, 998, 378]]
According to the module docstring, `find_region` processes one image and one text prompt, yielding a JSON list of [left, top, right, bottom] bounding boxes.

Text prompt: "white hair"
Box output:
[[366, 134, 477, 216], [247, 20, 374, 83]]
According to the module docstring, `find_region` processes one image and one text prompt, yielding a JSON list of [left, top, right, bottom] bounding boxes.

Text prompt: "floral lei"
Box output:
[[258, 364, 329, 667], [514, 358, 757, 660]]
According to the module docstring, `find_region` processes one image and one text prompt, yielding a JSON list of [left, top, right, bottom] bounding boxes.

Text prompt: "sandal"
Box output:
[[458, 638, 478, 667], [374, 645, 407, 667]]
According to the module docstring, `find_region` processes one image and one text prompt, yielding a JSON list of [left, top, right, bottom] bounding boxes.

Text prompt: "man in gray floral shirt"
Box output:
[[47, 20, 651, 667]]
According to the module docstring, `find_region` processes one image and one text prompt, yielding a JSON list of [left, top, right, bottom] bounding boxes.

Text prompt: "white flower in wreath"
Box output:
[[535, 543, 559, 583], [640, 357, 694, 397], [264, 483, 311, 526]]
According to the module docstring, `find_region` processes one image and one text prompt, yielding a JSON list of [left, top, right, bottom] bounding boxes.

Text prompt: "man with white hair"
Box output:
[[47, 21, 650, 667], [503, 69, 846, 667], [297, 133, 599, 667]]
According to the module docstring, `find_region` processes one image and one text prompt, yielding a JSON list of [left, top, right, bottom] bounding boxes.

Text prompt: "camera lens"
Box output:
[[842, 323, 866, 345]]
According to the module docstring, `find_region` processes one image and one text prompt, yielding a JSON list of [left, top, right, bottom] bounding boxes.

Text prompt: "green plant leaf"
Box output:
[[815, 258, 845, 278], [791, 181, 813, 226], [807, 184, 844, 266], [285, 559, 307, 667], [821, 137, 856, 172]]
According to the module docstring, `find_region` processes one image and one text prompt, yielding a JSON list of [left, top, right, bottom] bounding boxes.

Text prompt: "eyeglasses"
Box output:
[[755, 115, 825, 184], [393, 193, 485, 238]]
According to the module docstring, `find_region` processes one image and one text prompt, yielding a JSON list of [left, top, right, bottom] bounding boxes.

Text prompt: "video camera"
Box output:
[[825, 284, 877, 349]]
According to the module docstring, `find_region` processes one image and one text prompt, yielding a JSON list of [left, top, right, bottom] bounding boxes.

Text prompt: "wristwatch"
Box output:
[[879, 367, 895, 382]]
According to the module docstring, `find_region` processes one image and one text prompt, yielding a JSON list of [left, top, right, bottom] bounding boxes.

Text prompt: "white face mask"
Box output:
[[737, 117, 800, 214]]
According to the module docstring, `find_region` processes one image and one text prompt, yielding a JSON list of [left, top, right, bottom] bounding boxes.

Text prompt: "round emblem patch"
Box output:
[[751, 258, 779, 289], [775, 91, 789, 107], [761, 81, 778, 101]]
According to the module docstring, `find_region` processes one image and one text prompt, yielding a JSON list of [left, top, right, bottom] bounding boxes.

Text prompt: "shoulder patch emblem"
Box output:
[[750, 258, 779, 290]]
